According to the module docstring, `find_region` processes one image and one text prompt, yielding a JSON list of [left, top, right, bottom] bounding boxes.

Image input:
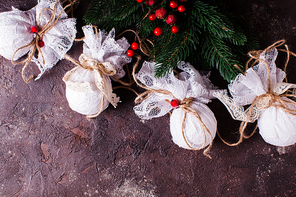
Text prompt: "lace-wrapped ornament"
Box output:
[[63, 25, 131, 118], [214, 46, 296, 147], [134, 61, 218, 156], [0, 0, 76, 81]]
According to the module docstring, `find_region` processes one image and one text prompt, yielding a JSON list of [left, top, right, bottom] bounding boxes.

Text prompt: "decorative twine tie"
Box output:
[[11, 0, 72, 82], [217, 40, 296, 146]]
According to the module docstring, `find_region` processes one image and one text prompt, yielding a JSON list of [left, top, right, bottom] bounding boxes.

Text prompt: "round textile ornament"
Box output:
[[258, 100, 296, 146], [0, 0, 77, 82], [170, 102, 217, 150], [63, 25, 131, 118], [133, 61, 219, 157], [214, 40, 296, 147]]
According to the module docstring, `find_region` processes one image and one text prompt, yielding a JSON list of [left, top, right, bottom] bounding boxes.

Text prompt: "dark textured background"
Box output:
[[0, 0, 296, 196]]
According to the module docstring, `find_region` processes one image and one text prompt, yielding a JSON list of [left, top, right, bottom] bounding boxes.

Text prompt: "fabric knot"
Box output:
[[179, 97, 194, 108], [78, 54, 116, 77]]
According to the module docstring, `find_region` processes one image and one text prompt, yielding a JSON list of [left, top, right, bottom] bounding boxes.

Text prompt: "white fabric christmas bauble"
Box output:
[[0, 0, 77, 80], [258, 99, 296, 146], [134, 61, 218, 151], [65, 67, 109, 116], [64, 26, 131, 117], [170, 102, 217, 149], [215, 47, 296, 147]]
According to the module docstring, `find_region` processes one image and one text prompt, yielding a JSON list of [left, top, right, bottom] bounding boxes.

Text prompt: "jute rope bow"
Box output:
[[132, 56, 214, 158], [11, 0, 72, 82], [218, 40, 296, 146], [64, 54, 119, 119]]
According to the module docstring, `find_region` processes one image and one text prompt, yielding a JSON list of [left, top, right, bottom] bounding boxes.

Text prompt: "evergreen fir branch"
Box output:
[[200, 33, 243, 81], [192, 1, 247, 45], [83, 0, 258, 82]]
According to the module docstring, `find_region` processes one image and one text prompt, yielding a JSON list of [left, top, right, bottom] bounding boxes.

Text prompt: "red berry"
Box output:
[[155, 7, 167, 19], [145, 0, 155, 6], [171, 26, 179, 33], [31, 26, 39, 33], [131, 42, 139, 50], [170, 99, 179, 107], [38, 40, 45, 48], [178, 5, 186, 12], [169, 1, 178, 9], [148, 13, 156, 21], [154, 27, 163, 36], [136, 0, 145, 3], [126, 49, 134, 57], [166, 14, 177, 25], [179, 0, 188, 2]]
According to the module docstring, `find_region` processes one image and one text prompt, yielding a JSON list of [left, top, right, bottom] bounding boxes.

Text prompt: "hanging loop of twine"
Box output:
[[11, 0, 73, 82], [61, 0, 80, 17], [219, 40, 296, 147]]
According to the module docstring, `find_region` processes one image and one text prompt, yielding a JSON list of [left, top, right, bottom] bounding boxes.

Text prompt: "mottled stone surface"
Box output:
[[0, 0, 296, 196]]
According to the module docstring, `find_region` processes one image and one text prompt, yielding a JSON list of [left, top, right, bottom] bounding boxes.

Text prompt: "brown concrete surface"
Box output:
[[1, 0, 296, 196]]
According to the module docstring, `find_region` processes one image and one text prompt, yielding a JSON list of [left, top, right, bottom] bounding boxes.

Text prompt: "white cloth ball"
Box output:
[[258, 99, 296, 146], [65, 67, 109, 116], [170, 101, 217, 149]]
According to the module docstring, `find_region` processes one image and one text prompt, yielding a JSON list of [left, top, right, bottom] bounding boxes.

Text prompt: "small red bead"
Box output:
[[155, 7, 167, 19], [148, 13, 156, 21], [145, 0, 155, 6], [126, 49, 134, 57], [131, 42, 139, 50], [171, 26, 179, 33], [166, 14, 177, 25], [136, 0, 145, 3], [170, 99, 179, 107], [178, 5, 186, 12], [38, 40, 45, 48], [169, 1, 178, 9], [154, 27, 163, 36], [31, 26, 39, 33]]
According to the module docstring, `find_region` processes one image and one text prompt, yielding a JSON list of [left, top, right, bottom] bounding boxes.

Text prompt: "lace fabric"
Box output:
[[134, 61, 217, 120], [134, 61, 218, 150], [63, 26, 131, 117], [82, 25, 131, 79], [228, 48, 286, 106]]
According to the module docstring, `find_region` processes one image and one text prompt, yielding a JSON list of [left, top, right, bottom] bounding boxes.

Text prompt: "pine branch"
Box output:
[[83, 0, 258, 82]]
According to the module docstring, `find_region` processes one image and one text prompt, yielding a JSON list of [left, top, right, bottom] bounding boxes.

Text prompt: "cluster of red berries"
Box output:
[[31, 26, 45, 48], [137, 0, 188, 36], [126, 42, 139, 57]]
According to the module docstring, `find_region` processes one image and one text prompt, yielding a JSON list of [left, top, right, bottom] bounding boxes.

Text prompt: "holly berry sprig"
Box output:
[[137, 0, 188, 36]]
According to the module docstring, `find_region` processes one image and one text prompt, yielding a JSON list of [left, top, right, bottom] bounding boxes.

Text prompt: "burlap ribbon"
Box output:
[[214, 40, 296, 146], [132, 57, 214, 158], [64, 54, 119, 119], [11, 0, 72, 82]]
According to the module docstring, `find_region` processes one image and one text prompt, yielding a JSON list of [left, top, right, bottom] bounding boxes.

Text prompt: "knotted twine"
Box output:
[[11, 0, 72, 82], [132, 56, 214, 159], [218, 40, 296, 146]]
